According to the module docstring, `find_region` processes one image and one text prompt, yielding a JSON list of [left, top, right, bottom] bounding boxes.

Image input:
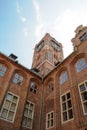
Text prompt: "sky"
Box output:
[[0, 0, 87, 69]]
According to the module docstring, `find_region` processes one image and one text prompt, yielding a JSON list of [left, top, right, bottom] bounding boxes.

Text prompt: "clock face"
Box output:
[[51, 40, 60, 51], [36, 41, 44, 52]]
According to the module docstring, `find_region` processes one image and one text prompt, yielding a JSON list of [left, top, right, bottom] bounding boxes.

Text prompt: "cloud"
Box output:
[[20, 16, 26, 23], [16, 1, 27, 23], [33, 0, 44, 40], [23, 28, 29, 37], [16, 1, 22, 13]]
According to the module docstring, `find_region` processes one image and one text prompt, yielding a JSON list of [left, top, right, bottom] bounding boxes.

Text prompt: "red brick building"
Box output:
[[0, 25, 87, 130]]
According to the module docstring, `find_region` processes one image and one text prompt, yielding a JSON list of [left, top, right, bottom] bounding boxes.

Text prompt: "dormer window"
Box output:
[[0, 64, 7, 76], [79, 32, 87, 42], [12, 73, 23, 86]]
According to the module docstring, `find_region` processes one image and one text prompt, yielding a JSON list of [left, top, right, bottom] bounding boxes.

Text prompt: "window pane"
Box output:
[[25, 102, 29, 108], [13, 78, 17, 83], [22, 117, 27, 126], [27, 118, 32, 127], [62, 103, 66, 111], [51, 119, 53, 126], [7, 111, 14, 121], [4, 100, 10, 109], [84, 102, 87, 113], [34, 89, 37, 94], [66, 93, 71, 99], [24, 108, 28, 117], [30, 103, 34, 110], [14, 73, 19, 78], [51, 112, 53, 118], [10, 103, 16, 111], [80, 84, 86, 91], [47, 120, 50, 128], [13, 96, 18, 103], [18, 76, 22, 80], [6, 93, 13, 101], [81, 92, 87, 101], [29, 110, 33, 118], [17, 80, 22, 85], [63, 112, 67, 121], [68, 109, 73, 119], [1, 109, 8, 119], [67, 100, 72, 108], [48, 114, 50, 119], [62, 95, 66, 102]]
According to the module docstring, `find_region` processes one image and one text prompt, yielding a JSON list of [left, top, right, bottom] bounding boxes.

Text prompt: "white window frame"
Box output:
[[22, 100, 35, 129], [78, 80, 87, 115], [0, 92, 19, 123], [46, 111, 54, 129], [60, 91, 74, 124]]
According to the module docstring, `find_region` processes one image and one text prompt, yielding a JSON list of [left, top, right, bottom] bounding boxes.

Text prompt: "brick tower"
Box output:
[[32, 33, 64, 76]]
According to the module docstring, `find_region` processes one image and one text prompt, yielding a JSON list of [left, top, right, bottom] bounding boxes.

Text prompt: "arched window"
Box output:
[[0, 64, 7, 76], [75, 58, 87, 72], [30, 82, 38, 94], [12, 73, 23, 86], [59, 71, 68, 85]]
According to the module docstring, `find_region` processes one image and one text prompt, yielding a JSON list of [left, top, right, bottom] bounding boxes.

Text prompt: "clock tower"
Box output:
[[32, 33, 64, 76]]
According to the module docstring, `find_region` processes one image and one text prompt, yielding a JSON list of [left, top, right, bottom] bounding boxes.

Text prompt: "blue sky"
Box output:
[[0, 0, 87, 68]]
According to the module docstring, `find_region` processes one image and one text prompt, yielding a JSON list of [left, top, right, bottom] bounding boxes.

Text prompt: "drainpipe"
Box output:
[[38, 74, 44, 130]]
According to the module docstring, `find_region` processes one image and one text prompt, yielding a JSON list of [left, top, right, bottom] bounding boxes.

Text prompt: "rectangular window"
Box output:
[[22, 101, 35, 129], [61, 92, 73, 123], [46, 111, 54, 129], [0, 64, 7, 76], [0, 92, 19, 122], [78, 81, 87, 114]]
